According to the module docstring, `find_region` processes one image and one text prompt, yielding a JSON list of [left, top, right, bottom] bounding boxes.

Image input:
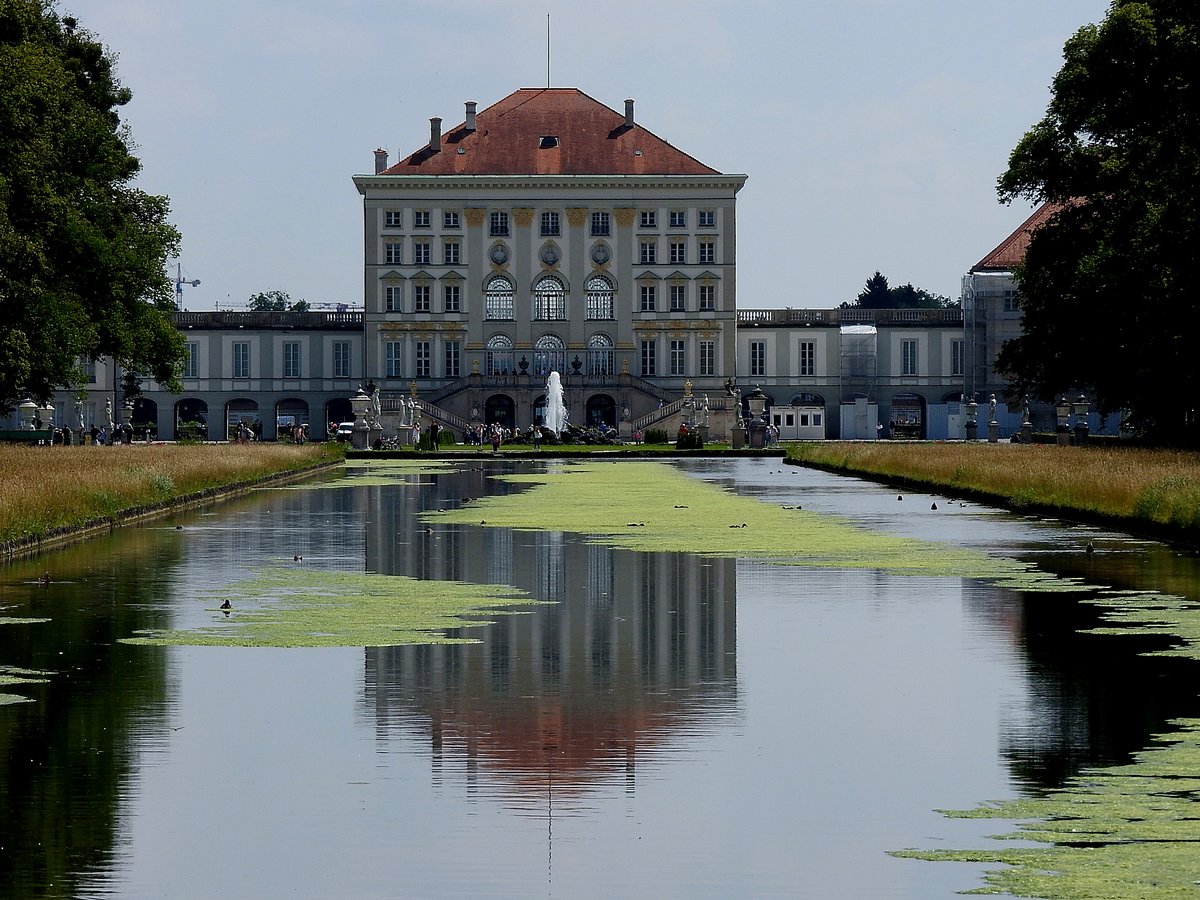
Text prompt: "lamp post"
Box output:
[[1072, 392, 1090, 445], [1056, 395, 1072, 446]]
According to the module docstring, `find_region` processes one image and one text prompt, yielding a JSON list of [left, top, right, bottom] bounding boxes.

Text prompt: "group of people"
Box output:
[[38, 421, 141, 445]]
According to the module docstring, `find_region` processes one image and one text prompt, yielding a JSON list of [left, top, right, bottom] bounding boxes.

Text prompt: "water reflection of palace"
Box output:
[[359, 467, 738, 798]]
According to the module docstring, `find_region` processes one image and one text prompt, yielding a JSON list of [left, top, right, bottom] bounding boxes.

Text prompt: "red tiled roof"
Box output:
[[972, 202, 1062, 270], [383, 88, 720, 177]]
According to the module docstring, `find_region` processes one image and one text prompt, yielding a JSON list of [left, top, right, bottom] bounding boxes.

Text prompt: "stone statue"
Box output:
[[105, 398, 114, 429], [702, 394, 710, 426], [371, 387, 381, 424], [988, 393, 998, 424], [1021, 395, 1030, 426]]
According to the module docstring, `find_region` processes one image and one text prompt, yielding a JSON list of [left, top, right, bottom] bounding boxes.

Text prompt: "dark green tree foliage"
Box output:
[[995, 1, 1200, 443], [0, 0, 183, 407], [842, 270, 955, 309], [248, 290, 309, 312]]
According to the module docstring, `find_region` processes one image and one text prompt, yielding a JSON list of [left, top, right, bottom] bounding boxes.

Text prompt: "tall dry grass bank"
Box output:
[[0, 442, 341, 545], [787, 442, 1200, 535]]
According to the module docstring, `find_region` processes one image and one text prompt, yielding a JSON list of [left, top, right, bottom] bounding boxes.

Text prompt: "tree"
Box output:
[[841, 271, 956, 309], [248, 290, 309, 312], [0, 0, 184, 407], [995, 1, 1200, 443]]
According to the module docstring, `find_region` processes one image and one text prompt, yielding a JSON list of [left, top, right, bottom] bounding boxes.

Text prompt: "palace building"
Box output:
[[6, 91, 1089, 442]]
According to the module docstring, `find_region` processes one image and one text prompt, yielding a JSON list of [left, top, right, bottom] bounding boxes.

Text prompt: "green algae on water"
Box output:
[[425, 461, 1056, 584], [121, 567, 541, 648], [283, 459, 462, 489], [893, 718, 1200, 898]]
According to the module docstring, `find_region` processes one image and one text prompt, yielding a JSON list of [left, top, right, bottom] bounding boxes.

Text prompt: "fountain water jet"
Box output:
[[545, 372, 567, 437]]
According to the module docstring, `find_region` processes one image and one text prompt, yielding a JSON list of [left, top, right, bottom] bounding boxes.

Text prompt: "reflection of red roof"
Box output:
[[385, 88, 720, 177], [973, 202, 1062, 271], [416, 689, 732, 796]]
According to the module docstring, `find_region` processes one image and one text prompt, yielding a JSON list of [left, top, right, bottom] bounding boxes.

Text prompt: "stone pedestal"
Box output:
[[352, 422, 369, 450], [1020, 422, 1033, 444], [987, 422, 999, 443], [965, 422, 978, 441], [731, 426, 746, 450]]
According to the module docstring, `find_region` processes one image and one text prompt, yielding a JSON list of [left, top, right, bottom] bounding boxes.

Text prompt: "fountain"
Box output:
[[545, 371, 567, 436]]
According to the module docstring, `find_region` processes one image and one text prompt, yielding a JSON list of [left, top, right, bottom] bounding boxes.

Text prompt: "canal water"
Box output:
[[1, 458, 1196, 898]]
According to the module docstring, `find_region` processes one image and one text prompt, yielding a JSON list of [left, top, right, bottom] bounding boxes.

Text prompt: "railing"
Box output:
[[738, 308, 962, 327], [632, 394, 737, 434], [173, 310, 364, 329]]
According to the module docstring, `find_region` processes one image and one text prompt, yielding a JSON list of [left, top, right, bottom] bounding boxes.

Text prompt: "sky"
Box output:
[[73, 0, 1112, 311]]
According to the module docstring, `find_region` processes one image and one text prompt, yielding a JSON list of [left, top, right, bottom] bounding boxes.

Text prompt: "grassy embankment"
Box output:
[[0, 442, 342, 548], [787, 442, 1200, 539]]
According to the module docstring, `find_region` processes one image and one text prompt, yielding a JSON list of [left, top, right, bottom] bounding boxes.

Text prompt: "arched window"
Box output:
[[586, 275, 614, 320], [485, 276, 514, 320], [587, 333, 614, 376], [533, 334, 566, 376], [486, 335, 514, 376], [533, 276, 566, 321]]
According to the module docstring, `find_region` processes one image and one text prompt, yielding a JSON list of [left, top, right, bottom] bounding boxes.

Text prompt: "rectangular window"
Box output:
[[533, 288, 565, 320], [670, 240, 687, 264], [591, 211, 610, 236], [385, 341, 402, 378], [489, 211, 509, 237], [670, 284, 686, 311], [413, 210, 430, 228], [669, 210, 687, 228], [384, 210, 403, 228], [639, 240, 657, 264], [1003, 290, 1020, 312], [670, 339, 686, 376], [587, 289, 614, 320], [698, 283, 715, 311], [233, 341, 250, 379], [443, 240, 460, 265], [902, 339, 918, 376], [951, 339, 965, 376], [639, 210, 657, 228], [799, 341, 815, 377], [540, 211, 560, 236], [333, 341, 351, 378], [444, 284, 461, 313], [814, 413, 823, 427], [80, 359, 97, 384], [414, 284, 431, 312], [698, 240, 715, 264], [640, 339, 656, 377], [443, 210, 460, 228], [184, 343, 198, 379], [385, 285, 402, 312], [640, 285, 657, 312], [698, 210, 715, 227], [699, 340, 715, 376], [415, 340, 431, 378], [282, 341, 301, 378], [750, 340, 766, 378], [485, 292, 514, 320], [444, 340, 461, 378], [384, 242, 402, 265], [413, 241, 430, 265]]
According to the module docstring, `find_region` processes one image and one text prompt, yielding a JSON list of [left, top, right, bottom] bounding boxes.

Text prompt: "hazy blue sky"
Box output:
[[75, 0, 1110, 310]]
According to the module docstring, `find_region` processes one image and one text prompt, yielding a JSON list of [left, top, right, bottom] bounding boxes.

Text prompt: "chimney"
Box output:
[[373, 148, 388, 174], [465, 101, 477, 132], [429, 117, 442, 153], [624, 99, 634, 128]]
